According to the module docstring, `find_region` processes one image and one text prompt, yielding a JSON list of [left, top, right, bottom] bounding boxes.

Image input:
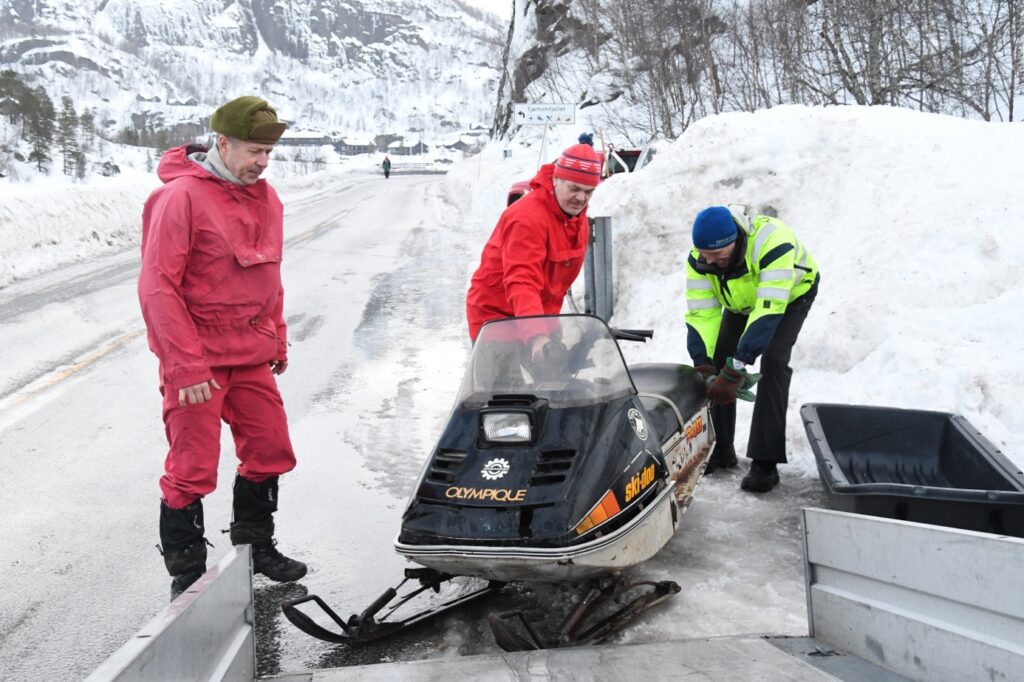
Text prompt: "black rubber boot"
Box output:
[[741, 460, 780, 493], [251, 540, 308, 582], [159, 500, 208, 601], [705, 443, 738, 474], [229, 475, 307, 583]]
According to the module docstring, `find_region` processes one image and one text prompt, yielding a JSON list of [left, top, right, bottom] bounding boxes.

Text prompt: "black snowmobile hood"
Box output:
[[399, 394, 667, 549]]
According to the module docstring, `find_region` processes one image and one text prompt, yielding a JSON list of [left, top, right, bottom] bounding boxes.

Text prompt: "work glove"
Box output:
[[694, 364, 716, 380], [707, 358, 746, 405], [530, 338, 569, 381], [541, 339, 569, 369]]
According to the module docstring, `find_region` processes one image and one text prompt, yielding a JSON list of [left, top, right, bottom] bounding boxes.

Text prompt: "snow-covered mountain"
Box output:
[[0, 0, 504, 138]]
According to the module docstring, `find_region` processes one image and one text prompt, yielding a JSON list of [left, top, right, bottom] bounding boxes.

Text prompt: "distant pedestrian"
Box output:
[[383, 156, 391, 179], [139, 96, 307, 601], [684, 205, 819, 493]]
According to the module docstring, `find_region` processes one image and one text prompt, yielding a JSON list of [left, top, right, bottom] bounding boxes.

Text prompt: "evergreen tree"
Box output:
[[0, 70, 19, 99], [117, 126, 139, 146], [0, 70, 34, 132], [26, 86, 55, 172], [154, 128, 171, 152], [78, 108, 95, 149], [58, 96, 79, 176]]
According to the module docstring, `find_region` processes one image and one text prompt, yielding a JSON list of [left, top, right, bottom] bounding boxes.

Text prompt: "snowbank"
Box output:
[[0, 177, 156, 287], [451, 105, 1024, 472], [0, 151, 383, 288]]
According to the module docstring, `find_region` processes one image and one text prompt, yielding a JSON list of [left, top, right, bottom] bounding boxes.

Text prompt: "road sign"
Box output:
[[513, 103, 576, 126]]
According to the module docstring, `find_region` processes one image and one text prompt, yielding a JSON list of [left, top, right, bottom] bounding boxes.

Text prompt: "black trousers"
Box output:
[[711, 290, 815, 463]]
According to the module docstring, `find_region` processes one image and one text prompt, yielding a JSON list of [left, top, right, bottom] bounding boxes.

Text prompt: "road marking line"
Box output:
[[0, 328, 146, 413]]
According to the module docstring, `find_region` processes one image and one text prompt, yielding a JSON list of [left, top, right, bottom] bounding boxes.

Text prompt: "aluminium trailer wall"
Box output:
[[86, 546, 254, 681], [91, 510, 1024, 681], [802, 508, 1024, 681]]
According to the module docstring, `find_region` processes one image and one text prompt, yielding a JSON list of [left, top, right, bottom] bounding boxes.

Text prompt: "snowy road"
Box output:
[[0, 171, 826, 680], [0, 173, 470, 679]]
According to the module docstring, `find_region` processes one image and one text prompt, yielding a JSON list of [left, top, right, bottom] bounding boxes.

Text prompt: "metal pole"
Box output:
[[584, 218, 596, 316], [584, 217, 613, 321], [601, 217, 613, 319], [537, 124, 548, 169]]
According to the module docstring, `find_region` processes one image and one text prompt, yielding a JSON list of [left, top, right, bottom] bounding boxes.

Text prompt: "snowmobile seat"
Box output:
[[629, 363, 706, 444]]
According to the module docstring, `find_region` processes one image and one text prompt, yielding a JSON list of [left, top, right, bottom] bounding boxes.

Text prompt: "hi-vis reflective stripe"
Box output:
[[687, 298, 719, 310], [796, 247, 811, 270], [753, 223, 776, 257], [756, 286, 790, 300], [759, 269, 794, 282], [686, 279, 713, 290]]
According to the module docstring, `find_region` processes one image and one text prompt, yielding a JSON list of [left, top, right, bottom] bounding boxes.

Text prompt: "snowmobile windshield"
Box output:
[[459, 315, 635, 408]]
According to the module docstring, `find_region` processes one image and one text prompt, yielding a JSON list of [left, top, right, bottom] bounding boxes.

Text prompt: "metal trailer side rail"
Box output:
[[87, 545, 255, 682], [801, 507, 1024, 682]]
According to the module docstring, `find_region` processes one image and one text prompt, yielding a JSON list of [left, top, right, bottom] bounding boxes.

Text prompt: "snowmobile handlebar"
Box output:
[[611, 328, 653, 343]]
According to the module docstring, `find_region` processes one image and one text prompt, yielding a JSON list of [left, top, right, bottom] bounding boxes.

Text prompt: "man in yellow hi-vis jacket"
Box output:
[[685, 205, 819, 492]]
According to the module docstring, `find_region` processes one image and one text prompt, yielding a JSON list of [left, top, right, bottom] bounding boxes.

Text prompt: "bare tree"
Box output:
[[497, 0, 1020, 139]]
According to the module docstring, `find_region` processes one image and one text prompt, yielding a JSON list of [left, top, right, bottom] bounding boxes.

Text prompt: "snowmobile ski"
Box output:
[[281, 568, 503, 644]]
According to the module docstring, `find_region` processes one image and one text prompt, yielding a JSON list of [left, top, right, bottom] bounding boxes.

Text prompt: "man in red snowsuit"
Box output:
[[138, 96, 306, 600], [466, 143, 603, 363]]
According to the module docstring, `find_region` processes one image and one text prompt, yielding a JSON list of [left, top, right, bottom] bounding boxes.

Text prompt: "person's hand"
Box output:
[[694, 364, 716, 380], [178, 378, 222, 407], [529, 336, 568, 378], [541, 339, 569, 368], [269, 359, 288, 375], [530, 336, 553, 365], [707, 362, 745, 405]]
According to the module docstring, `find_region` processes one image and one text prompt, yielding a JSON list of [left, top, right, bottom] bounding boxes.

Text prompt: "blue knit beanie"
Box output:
[[692, 206, 739, 249]]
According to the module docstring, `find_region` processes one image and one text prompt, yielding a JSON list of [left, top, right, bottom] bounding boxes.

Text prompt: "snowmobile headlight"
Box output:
[[482, 412, 532, 443]]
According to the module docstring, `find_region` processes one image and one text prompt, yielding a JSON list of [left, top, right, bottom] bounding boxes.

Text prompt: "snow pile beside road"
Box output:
[[446, 104, 1024, 471], [589, 104, 1024, 472], [0, 154, 374, 289], [0, 176, 157, 287]]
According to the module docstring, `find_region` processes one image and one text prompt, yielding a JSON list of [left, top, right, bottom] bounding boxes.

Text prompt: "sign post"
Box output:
[[512, 102, 576, 169], [512, 103, 576, 126]]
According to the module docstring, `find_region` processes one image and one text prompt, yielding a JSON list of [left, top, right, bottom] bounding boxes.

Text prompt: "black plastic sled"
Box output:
[[800, 403, 1024, 537]]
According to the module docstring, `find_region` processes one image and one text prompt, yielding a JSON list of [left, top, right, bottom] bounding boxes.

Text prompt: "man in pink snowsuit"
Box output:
[[138, 96, 306, 600]]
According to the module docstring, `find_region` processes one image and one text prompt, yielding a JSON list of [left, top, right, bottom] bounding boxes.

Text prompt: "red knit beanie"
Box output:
[[552, 143, 603, 186]]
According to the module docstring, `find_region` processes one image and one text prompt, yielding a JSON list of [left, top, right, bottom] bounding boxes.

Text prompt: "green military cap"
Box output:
[[210, 96, 288, 144]]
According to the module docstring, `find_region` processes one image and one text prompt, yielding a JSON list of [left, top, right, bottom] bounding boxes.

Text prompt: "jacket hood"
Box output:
[[156, 144, 268, 193], [528, 163, 555, 192], [156, 144, 217, 184]]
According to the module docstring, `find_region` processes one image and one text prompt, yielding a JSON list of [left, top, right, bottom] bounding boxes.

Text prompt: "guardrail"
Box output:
[[86, 546, 254, 681], [802, 508, 1024, 681], [386, 163, 449, 176]]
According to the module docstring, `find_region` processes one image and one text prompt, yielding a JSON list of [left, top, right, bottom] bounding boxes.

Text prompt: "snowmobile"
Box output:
[[283, 314, 719, 650]]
